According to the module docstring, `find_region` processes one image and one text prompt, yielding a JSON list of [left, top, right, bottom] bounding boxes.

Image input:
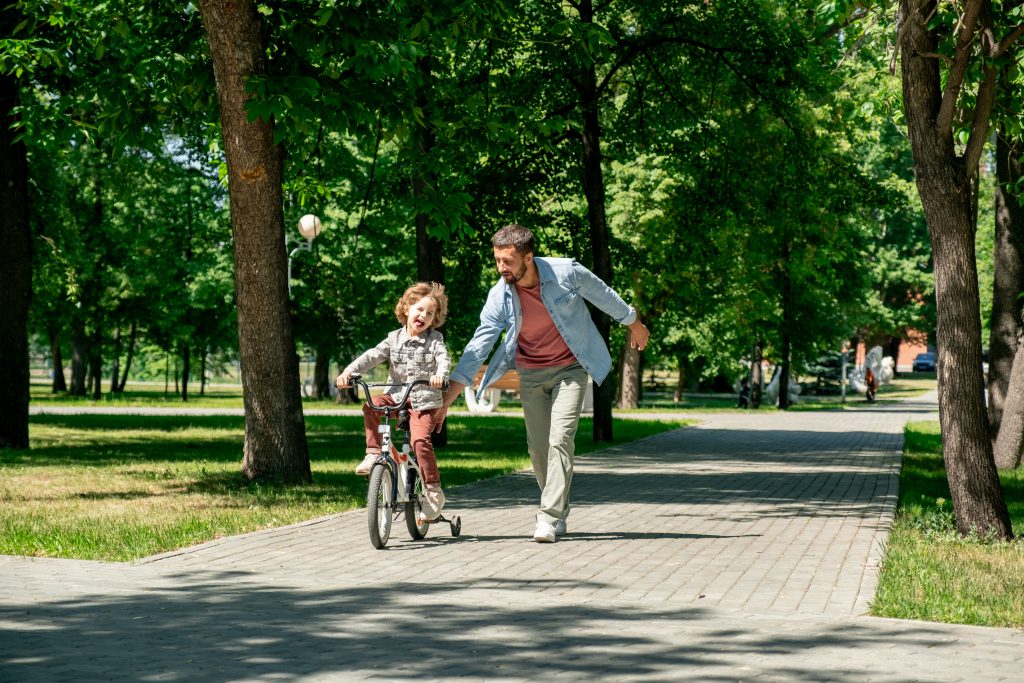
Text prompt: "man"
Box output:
[[438, 224, 649, 543]]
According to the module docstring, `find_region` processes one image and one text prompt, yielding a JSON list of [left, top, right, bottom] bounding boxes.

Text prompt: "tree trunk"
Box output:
[[70, 326, 87, 397], [181, 343, 190, 403], [49, 330, 67, 393], [200, 348, 207, 396], [110, 326, 121, 394], [617, 344, 641, 409], [199, 0, 311, 483], [117, 322, 136, 392], [0, 24, 32, 448], [994, 315, 1024, 469], [988, 129, 1024, 436], [579, 0, 615, 442], [899, 0, 1012, 538], [413, 52, 449, 447], [89, 325, 102, 400], [778, 258, 792, 410], [751, 339, 763, 409], [313, 351, 331, 400]]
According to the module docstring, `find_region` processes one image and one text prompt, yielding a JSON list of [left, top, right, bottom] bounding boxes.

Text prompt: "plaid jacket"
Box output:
[[343, 327, 450, 410]]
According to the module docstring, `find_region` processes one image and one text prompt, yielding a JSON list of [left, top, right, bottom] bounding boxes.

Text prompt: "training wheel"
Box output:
[[450, 515, 461, 537]]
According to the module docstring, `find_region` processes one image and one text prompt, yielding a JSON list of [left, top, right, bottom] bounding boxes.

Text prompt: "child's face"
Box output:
[[405, 296, 438, 336]]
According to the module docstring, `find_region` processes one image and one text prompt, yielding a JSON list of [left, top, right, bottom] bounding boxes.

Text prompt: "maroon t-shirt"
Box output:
[[515, 283, 577, 368]]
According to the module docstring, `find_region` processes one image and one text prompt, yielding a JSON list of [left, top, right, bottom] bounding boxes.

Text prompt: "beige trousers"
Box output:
[[517, 362, 588, 526]]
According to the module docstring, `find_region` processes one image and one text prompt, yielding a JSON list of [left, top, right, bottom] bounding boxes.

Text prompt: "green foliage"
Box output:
[[11, 0, 939, 399]]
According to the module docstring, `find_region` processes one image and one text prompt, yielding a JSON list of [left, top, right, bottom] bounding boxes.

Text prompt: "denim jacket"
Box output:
[[451, 257, 637, 397], [343, 328, 450, 410]]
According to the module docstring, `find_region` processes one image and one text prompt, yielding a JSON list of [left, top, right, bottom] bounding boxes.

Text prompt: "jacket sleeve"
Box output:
[[572, 261, 637, 325], [451, 283, 509, 386], [342, 337, 390, 376], [432, 332, 451, 379]]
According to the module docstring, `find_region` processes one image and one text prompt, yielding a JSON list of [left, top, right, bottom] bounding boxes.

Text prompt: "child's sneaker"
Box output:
[[419, 484, 446, 522], [354, 452, 378, 476]]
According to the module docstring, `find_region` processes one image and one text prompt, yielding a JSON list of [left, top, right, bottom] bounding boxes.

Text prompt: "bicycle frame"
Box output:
[[348, 375, 429, 508], [376, 415, 422, 509]]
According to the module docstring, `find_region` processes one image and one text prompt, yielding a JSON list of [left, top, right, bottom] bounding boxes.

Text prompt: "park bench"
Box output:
[[463, 365, 595, 413], [465, 365, 520, 413]]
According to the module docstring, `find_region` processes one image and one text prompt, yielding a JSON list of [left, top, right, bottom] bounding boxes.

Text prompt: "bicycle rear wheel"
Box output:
[[368, 463, 393, 549], [405, 471, 430, 540]]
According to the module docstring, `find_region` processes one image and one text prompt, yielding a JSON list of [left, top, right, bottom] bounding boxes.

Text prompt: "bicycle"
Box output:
[[348, 373, 462, 549]]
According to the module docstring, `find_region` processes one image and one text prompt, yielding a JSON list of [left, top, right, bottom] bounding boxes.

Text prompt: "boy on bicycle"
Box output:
[[336, 282, 451, 521]]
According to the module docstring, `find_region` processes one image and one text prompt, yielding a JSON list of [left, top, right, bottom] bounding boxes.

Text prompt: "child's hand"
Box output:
[[335, 373, 351, 389], [429, 375, 445, 389]]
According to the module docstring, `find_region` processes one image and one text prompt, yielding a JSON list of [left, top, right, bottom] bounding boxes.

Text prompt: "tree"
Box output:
[[896, 0, 1013, 538], [0, 4, 32, 448], [198, 0, 310, 483]]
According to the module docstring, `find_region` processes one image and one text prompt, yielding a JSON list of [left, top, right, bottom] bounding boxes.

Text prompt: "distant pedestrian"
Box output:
[[865, 367, 877, 402], [738, 377, 751, 408]]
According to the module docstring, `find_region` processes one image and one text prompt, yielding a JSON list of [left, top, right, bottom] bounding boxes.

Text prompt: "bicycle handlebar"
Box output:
[[347, 373, 448, 413]]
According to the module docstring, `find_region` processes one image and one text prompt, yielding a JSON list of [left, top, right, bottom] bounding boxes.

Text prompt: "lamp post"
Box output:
[[288, 214, 323, 295]]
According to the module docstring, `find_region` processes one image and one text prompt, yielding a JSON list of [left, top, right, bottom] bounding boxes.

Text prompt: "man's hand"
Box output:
[[629, 319, 650, 351], [434, 380, 467, 432], [335, 373, 351, 389]]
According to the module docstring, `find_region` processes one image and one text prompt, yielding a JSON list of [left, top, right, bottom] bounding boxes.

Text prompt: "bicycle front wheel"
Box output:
[[368, 463, 394, 549]]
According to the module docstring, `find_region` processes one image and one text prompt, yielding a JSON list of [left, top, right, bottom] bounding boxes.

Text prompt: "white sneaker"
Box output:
[[354, 453, 378, 476], [554, 519, 567, 537], [533, 520, 556, 543], [419, 484, 446, 522]]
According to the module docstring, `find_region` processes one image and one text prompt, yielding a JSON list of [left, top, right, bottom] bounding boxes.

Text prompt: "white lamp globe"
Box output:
[[298, 214, 323, 240]]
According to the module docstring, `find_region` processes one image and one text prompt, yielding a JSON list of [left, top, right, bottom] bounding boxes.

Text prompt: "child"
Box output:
[[336, 282, 451, 521]]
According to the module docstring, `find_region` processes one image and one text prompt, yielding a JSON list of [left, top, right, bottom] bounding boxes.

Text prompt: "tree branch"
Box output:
[[995, 24, 1024, 57], [936, 0, 985, 138], [965, 1, 998, 176]]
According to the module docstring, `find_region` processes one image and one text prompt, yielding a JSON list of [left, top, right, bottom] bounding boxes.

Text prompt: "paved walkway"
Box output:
[[4, 393, 1023, 681]]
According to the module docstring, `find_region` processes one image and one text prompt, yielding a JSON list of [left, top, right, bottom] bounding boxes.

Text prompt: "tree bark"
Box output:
[[994, 315, 1024, 469], [49, 330, 66, 393], [70, 325, 87, 396], [579, 0, 616, 442], [778, 253, 792, 410], [751, 338, 763, 409], [118, 322, 136, 392], [199, 0, 310, 483], [617, 344, 641, 409], [313, 350, 331, 400], [181, 343, 190, 403], [899, 0, 1013, 538], [0, 19, 32, 448], [412, 51, 450, 447], [988, 129, 1024, 437], [110, 326, 122, 394]]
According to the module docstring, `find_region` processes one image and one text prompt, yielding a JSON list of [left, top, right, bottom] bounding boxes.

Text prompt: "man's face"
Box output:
[[494, 246, 530, 284]]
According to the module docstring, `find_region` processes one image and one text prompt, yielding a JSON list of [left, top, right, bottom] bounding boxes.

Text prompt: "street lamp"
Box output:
[[288, 214, 323, 295]]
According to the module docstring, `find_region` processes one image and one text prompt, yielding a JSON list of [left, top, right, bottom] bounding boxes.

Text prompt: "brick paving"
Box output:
[[4, 393, 1024, 681]]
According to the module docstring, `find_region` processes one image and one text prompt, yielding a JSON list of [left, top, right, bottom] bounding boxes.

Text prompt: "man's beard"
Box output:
[[502, 262, 527, 284]]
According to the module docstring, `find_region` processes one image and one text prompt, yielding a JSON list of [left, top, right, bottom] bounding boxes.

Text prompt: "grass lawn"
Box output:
[[1, 413, 684, 562], [870, 420, 1024, 628]]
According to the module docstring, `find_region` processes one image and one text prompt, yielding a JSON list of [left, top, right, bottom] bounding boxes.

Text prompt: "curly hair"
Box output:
[[395, 281, 448, 328]]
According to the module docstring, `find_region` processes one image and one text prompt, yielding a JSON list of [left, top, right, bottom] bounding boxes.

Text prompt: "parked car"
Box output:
[[912, 352, 937, 372]]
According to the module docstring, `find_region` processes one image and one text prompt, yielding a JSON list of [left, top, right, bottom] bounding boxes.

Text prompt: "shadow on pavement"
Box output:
[[0, 570, 977, 682]]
